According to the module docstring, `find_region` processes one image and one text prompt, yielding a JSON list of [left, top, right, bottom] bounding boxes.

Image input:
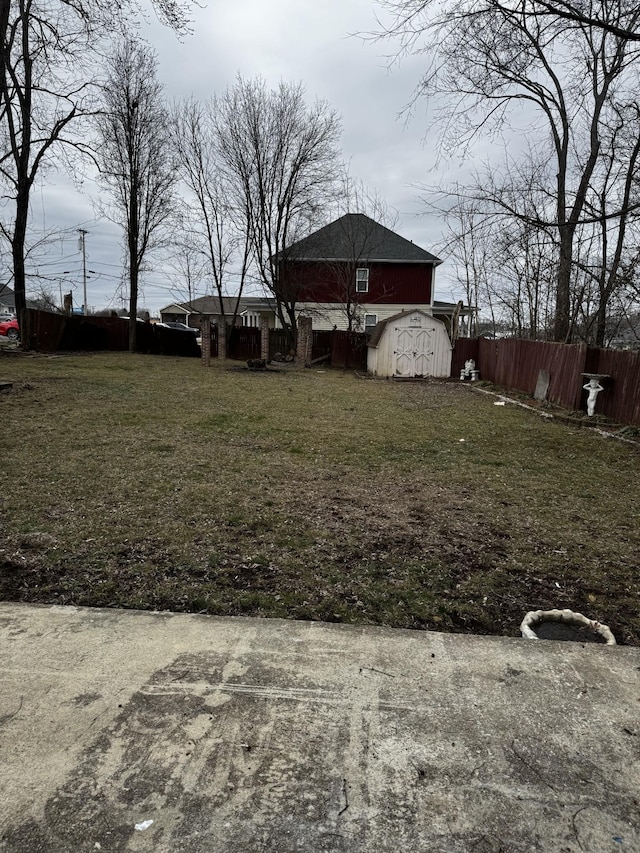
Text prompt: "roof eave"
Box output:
[[283, 257, 442, 265]]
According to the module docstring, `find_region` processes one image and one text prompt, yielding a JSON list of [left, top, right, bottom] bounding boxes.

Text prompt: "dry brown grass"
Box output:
[[1, 351, 638, 643]]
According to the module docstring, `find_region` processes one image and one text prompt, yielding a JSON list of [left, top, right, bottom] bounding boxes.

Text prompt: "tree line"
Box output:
[[377, 0, 640, 345], [0, 1, 387, 352], [6, 0, 640, 350]]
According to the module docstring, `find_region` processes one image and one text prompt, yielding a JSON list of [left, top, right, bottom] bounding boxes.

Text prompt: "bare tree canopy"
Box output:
[[376, 0, 640, 43], [0, 0, 193, 328], [96, 37, 175, 352], [212, 75, 342, 343], [171, 98, 251, 328], [376, 0, 640, 343]]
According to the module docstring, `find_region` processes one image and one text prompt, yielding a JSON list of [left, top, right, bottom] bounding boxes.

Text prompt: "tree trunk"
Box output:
[[129, 179, 138, 353], [128, 273, 138, 353], [554, 226, 574, 342], [12, 207, 28, 325]]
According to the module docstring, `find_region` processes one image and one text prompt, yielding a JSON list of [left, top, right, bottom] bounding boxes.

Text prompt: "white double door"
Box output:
[[394, 326, 434, 377]]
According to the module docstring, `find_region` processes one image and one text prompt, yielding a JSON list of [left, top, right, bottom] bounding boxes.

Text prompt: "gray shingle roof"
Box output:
[[160, 295, 276, 316], [367, 309, 438, 348], [284, 214, 441, 264]]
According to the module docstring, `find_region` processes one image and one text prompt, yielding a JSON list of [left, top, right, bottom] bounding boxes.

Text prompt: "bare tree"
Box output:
[[164, 228, 208, 306], [29, 283, 61, 313], [213, 76, 342, 345], [375, 0, 640, 342], [0, 0, 95, 326], [579, 102, 640, 345], [96, 38, 175, 352], [525, 0, 640, 40], [375, 0, 640, 44], [171, 98, 251, 328], [0, 0, 193, 328], [437, 196, 493, 338]]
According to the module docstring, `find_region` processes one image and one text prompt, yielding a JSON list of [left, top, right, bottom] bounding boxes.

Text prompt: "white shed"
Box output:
[[367, 310, 452, 378]]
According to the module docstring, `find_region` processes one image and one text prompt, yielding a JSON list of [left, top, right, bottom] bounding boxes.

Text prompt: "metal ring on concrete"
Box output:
[[520, 608, 616, 645]]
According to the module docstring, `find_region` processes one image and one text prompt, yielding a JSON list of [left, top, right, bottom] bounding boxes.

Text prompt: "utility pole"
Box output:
[[78, 228, 88, 315]]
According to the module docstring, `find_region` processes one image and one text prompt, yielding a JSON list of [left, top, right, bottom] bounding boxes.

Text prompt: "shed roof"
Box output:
[[367, 309, 446, 348], [283, 214, 442, 265]]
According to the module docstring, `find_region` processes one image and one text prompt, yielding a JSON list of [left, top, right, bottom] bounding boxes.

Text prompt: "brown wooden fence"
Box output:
[[21, 310, 200, 357], [589, 346, 640, 426], [266, 327, 364, 367], [227, 326, 261, 361], [312, 330, 333, 362], [331, 330, 368, 370], [268, 328, 291, 359], [453, 337, 640, 426]]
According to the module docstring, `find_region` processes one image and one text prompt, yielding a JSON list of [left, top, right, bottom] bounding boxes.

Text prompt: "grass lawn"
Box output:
[[1, 351, 639, 644]]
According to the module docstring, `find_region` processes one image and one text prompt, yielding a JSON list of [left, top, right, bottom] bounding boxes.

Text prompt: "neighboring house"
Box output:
[[0, 284, 16, 318], [0, 285, 41, 319], [159, 295, 280, 330], [278, 213, 469, 335], [162, 214, 471, 338]]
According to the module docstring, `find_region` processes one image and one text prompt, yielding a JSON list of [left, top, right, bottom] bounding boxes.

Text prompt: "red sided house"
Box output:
[[279, 213, 463, 335]]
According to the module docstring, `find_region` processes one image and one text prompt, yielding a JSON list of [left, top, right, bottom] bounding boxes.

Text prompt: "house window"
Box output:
[[364, 313, 378, 334], [355, 268, 369, 293]]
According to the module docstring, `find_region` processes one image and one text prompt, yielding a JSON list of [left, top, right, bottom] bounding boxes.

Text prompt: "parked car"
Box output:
[[161, 322, 199, 335], [0, 318, 19, 341]]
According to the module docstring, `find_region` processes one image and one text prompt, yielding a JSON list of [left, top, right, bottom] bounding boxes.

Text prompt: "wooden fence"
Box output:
[[330, 330, 368, 370], [312, 330, 333, 362], [268, 329, 290, 359], [21, 310, 200, 357], [227, 326, 261, 361], [20, 310, 369, 372], [453, 337, 640, 426]]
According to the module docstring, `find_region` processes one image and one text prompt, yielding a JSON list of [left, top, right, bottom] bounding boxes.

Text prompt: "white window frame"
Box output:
[[355, 267, 369, 293], [364, 313, 378, 332]]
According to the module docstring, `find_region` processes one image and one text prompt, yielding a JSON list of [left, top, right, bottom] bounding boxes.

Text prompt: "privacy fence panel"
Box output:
[[227, 326, 261, 361], [311, 330, 332, 362], [475, 338, 587, 410], [22, 310, 199, 356], [454, 336, 640, 426], [451, 338, 479, 377], [268, 329, 290, 359], [23, 309, 68, 351], [593, 347, 640, 426], [331, 330, 367, 370]]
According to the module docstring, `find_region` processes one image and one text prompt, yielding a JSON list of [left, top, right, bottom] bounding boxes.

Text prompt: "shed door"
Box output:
[[394, 326, 434, 377]]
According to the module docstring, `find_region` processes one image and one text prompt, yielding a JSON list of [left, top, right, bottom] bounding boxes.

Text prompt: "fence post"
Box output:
[[201, 316, 211, 367], [260, 313, 270, 361], [217, 320, 227, 360], [296, 316, 312, 366]]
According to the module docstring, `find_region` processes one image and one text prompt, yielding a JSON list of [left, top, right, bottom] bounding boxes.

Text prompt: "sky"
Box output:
[[25, 0, 463, 315]]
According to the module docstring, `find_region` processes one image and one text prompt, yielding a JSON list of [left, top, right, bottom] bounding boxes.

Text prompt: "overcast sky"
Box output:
[[29, 0, 463, 315]]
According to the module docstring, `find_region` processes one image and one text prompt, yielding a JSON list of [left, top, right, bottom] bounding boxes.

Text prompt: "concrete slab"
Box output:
[[0, 603, 638, 852]]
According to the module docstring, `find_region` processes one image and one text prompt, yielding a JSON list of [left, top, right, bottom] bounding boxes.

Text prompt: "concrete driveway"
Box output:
[[0, 603, 638, 852]]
